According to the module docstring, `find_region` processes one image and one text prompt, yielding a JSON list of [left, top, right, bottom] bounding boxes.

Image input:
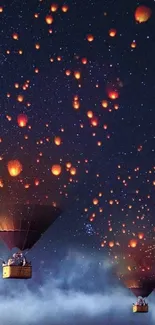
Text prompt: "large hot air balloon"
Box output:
[[0, 204, 62, 279]]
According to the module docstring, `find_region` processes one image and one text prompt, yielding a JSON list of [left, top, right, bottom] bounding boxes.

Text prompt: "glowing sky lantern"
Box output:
[[0, 6, 3, 12], [65, 70, 71, 76], [109, 28, 117, 37], [81, 57, 87, 64], [135, 5, 151, 23], [93, 198, 98, 205], [7, 160, 23, 177], [87, 34, 94, 42], [129, 239, 137, 248], [101, 100, 108, 108], [61, 5, 69, 13], [12, 33, 19, 40], [90, 117, 98, 127], [51, 3, 58, 12], [17, 94, 24, 102], [51, 164, 62, 176], [131, 41, 136, 49], [17, 114, 28, 127], [70, 167, 76, 175], [108, 90, 119, 100], [54, 136, 61, 146], [87, 111, 93, 118], [45, 15, 53, 25], [74, 71, 81, 80]]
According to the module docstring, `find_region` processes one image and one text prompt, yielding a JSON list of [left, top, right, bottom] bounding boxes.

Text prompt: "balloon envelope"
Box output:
[[0, 204, 62, 250]]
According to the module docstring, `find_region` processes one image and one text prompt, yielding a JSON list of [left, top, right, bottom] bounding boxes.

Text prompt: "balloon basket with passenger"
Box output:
[[2, 252, 32, 279], [132, 297, 148, 313], [0, 204, 62, 280]]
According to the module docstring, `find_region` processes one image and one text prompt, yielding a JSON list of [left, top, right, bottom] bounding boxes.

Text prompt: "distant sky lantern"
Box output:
[[70, 167, 76, 175], [65, 69, 71, 76], [45, 15, 53, 24], [135, 5, 151, 23], [66, 162, 71, 169], [81, 57, 87, 64], [17, 94, 24, 102], [90, 117, 98, 127], [51, 3, 58, 12], [51, 164, 62, 176], [73, 100, 80, 110], [138, 232, 144, 240], [108, 90, 119, 100], [0, 6, 3, 12], [93, 198, 98, 205], [87, 110, 93, 118], [101, 100, 108, 108], [109, 28, 117, 37], [54, 136, 61, 146], [129, 239, 137, 248], [17, 114, 28, 127], [87, 34, 94, 42], [109, 241, 114, 248], [131, 41, 136, 48], [35, 43, 40, 50], [7, 160, 23, 177], [12, 32, 19, 40], [74, 71, 81, 79], [61, 5, 69, 12]]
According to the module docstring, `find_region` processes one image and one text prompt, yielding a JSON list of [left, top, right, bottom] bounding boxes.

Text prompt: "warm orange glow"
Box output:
[[51, 3, 58, 12], [108, 90, 119, 100], [45, 15, 53, 24], [93, 198, 98, 205], [135, 5, 151, 23], [109, 28, 117, 37], [74, 71, 81, 80], [87, 34, 94, 42], [7, 160, 23, 177], [17, 114, 28, 127], [51, 164, 62, 176], [129, 239, 137, 248], [17, 95, 24, 102], [81, 57, 87, 64], [54, 136, 61, 146], [70, 167, 76, 175], [109, 241, 114, 248], [87, 111, 93, 118], [61, 5, 69, 13], [101, 100, 108, 108]]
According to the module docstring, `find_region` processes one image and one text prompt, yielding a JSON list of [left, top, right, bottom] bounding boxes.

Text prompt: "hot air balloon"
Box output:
[[115, 241, 155, 312], [0, 204, 62, 279]]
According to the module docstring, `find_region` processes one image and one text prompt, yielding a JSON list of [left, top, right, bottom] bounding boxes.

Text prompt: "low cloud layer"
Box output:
[[0, 248, 154, 325]]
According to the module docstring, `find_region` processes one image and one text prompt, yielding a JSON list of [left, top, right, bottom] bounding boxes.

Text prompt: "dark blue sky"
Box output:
[[0, 0, 155, 324]]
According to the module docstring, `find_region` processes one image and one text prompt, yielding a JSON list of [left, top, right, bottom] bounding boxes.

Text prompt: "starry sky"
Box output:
[[0, 0, 155, 324]]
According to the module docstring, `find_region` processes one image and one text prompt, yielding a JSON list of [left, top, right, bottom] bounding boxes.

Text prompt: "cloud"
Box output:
[[0, 249, 154, 325]]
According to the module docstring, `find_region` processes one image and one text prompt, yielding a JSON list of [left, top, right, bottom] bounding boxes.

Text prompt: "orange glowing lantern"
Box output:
[[61, 5, 69, 12], [108, 90, 119, 100], [7, 160, 23, 177], [45, 15, 53, 24], [109, 28, 117, 37], [17, 114, 28, 127], [17, 95, 24, 102], [129, 239, 137, 248], [135, 5, 151, 23], [54, 136, 61, 146], [51, 164, 62, 176], [51, 3, 58, 12], [87, 34, 94, 42]]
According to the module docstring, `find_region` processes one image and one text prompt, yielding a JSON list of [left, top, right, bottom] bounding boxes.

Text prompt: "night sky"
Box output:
[[0, 0, 155, 324]]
